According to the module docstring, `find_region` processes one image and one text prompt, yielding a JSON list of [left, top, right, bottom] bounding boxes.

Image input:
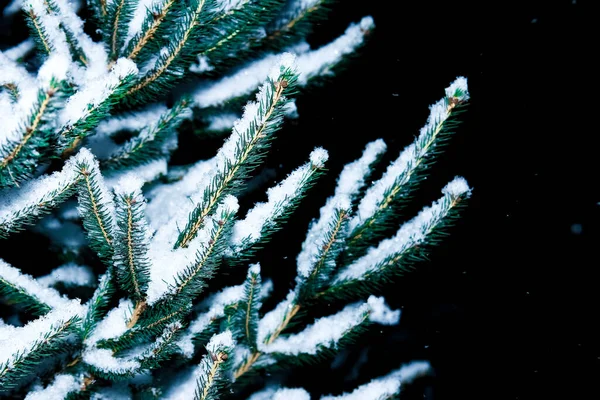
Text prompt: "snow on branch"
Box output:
[[0, 149, 90, 238], [230, 147, 328, 251], [37, 263, 95, 288], [330, 177, 471, 294], [347, 77, 470, 249], [248, 386, 311, 400], [0, 302, 83, 390], [0, 259, 73, 314], [260, 295, 399, 356], [172, 54, 297, 250], [321, 361, 431, 400]]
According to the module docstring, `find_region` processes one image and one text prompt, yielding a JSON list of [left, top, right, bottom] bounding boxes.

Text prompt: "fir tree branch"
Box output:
[[175, 58, 297, 249], [113, 177, 151, 304], [24, 7, 52, 57], [0, 151, 88, 239], [229, 147, 327, 258], [124, 0, 216, 102], [193, 331, 235, 400], [345, 78, 469, 258], [106, 0, 137, 60], [82, 270, 116, 340], [74, 150, 116, 264], [101, 98, 190, 171], [124, 0, 177, 62], [0, 306, 82, 392], [231, 264, 261, 350], [0, 81, 64, 189], [323, 178, 471, 302]]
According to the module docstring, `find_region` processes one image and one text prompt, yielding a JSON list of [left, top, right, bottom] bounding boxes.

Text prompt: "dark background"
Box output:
[[1, 0, 598, 399]]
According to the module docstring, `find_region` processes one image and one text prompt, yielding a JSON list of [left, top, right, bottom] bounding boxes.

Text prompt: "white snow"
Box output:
[[83, 347, 141, 373], [249, 387, 311, 400], [59, 58, 138, 128], [321, 361, 431, 400], [257, 290, 296, 345], [146, 195, 239, 305], [262, 297, 396, 355], [192, 53, 296, 108], [0, 259, 74, 309], [176, 284, 244, 357], [231, 148, 327, 246], [25, 374, 80, 400], [96, 105, 168, 136], [337, 177, 471, 282], [205, 113, 240, 132], [162, 331, 234, 400], [295, 16, 374, 85], [38, 263, 95, 287], [445, 76, 470, 101], [113, 174, 145, 196], [86, 298, 133, 345], [144, 157, 216, 229], [0, 301, 84, 370], [296, 139, 386, 279], [104, 158, 168, 190], [366, 295, 400, 325], [91, 383, 133, 400], [2, 39, 35, 60]]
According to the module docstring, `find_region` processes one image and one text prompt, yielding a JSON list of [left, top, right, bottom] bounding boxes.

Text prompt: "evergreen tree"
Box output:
[[0, 1, 471, 398]]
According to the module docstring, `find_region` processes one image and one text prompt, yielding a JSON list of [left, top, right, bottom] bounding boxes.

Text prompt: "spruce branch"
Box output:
[[113, 176, 152, 304], [323, 178, 472, 302], [74, 149, 116, 264], [231, 264, 262, 350], [229, 147, 328, 257], [0, 80, 65, 189], [124, 0, 218, 103], [193, 331, 235, 400], [0, 304, 83, 392], [82, 270, 116, 340], [123, 0, 178, 63], [345, 77, 470, 259], [105, 0, 137, 60], [101, 97, 190, 171], [175, 55, 298, 249]]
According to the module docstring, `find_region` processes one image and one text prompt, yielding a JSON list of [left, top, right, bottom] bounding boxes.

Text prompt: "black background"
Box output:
[[1, 0, 598, 399]]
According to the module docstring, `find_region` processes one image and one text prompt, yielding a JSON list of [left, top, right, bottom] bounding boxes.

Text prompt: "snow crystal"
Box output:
[[0, 259, 74, 309], [442, 176, 471, 197], [190, 55, 214, 73], [83, 348, 140, 373], [38, 263, 95, 287], [25, 374, 80, 400], [309, 147, 329, 167]]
